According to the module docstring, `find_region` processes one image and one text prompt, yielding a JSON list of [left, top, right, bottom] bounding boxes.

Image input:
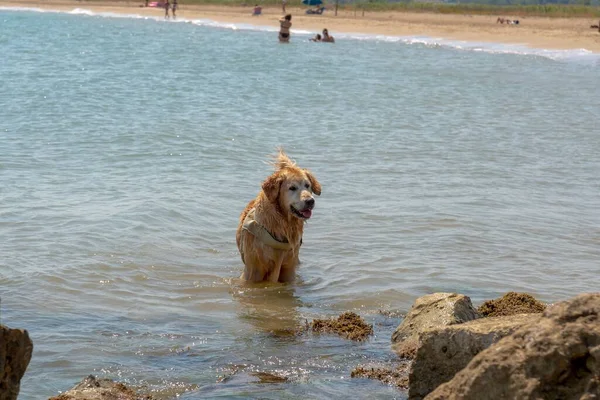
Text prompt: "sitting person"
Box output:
[[306, 6, 325, 14], [310, 34, 322, 42], [321, 28, 334, 43], [252, 4, 262, 15]]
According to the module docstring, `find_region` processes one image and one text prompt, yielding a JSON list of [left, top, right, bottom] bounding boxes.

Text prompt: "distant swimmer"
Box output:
[[279, 14, 292, 43], [321, 28, 335, 43], [164, 0, 170, 18], [310, 33, 322, 42]]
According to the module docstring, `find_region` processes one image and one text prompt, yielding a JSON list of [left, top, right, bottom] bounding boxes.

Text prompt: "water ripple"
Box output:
[[1, 9, 600, 400]]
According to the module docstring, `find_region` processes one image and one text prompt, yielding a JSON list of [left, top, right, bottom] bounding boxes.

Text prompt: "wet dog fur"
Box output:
[[236, 150, 321, 283]]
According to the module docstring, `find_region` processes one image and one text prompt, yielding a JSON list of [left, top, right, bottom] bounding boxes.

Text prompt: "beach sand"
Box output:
[[2, 0, 600, 52]]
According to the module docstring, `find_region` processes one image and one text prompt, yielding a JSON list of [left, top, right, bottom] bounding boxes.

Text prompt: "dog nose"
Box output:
[[305, 198, 315, 208]]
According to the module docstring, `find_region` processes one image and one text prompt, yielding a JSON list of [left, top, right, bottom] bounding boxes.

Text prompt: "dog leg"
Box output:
[[241, 269, 259, 282], [267, 262, 282, 282], [241, 258, 268, 282], [266, 253, 285, 283], [278, 265, 296, 282]]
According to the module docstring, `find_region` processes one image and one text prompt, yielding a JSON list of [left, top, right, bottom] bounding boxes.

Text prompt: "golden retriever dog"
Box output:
[[236, 150, 322, 283]]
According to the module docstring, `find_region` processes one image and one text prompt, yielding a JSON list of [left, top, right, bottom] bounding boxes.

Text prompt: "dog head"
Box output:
[[262, 150, 321, 220]]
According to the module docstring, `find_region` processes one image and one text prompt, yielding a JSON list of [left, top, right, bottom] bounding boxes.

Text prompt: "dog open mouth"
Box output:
[[291, 206, 312, 219]]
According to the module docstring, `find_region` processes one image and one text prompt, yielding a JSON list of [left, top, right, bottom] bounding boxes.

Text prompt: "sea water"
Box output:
[[1, 8, 600, 399]]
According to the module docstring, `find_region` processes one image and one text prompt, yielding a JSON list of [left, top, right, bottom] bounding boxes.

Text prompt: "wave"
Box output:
[[342, 33, 599, 62], [2, 5, 599, 63]]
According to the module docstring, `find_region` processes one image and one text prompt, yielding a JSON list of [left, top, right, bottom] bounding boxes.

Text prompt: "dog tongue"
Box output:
[[301, 209, 312, 219]]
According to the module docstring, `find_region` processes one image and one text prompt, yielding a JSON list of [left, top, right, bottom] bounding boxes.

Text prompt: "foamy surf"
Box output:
[[338, 32, 599, 62], [1, 5, 599, 63]]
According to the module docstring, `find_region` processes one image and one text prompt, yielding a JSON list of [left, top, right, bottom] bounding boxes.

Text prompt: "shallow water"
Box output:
[[1, 8, 600, 399]]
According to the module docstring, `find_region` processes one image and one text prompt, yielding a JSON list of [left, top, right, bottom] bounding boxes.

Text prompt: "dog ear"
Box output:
[[304, 170, 321, 196], [262, 173, 283, 203]]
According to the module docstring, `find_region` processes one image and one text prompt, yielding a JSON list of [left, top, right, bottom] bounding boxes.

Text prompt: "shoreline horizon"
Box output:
[[2, 0, 600, 53]]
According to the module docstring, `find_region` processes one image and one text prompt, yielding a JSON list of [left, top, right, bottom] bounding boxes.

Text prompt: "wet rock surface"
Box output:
[[215, 364, 301, 388], [311, 312, 373, 341], [477, 291, 546, 317], [249, 371, 289, 383], [408, 313, 540, 400], [48, 375, 154, 400], [425, 293, 600, 400], [351, 361, 411, 388], [391, 293, 479, 358], [0, 325, 33, 400]]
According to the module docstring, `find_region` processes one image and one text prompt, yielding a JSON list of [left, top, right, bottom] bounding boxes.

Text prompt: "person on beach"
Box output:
[[310, 34, 322, 42], [321, 28, 335, 43], [164, 0, 170, 18], [279, 14, 292, 43], [172, 0, 178, 19], [282, 0, 286, 13]]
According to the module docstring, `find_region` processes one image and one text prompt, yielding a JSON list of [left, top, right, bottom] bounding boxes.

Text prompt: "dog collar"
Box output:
[[242, 208, 293, 250]]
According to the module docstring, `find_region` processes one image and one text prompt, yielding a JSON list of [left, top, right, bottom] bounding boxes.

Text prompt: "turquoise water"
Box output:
[[1, 8, 600, 399]]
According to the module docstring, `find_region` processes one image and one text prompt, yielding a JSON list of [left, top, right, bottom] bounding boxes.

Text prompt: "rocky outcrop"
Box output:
[[392, 293, 479, 358], [0, 325, 33, 400], [425, 293, 600, 400], [408, 313, 540, 400], [49, 375, 154, 400]]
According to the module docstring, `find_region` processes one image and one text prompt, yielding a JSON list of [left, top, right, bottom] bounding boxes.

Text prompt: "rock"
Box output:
[[311, 312, 373, 341], [351, 361, 412, 388], [391, 293, 479, 358], [425, 293, 600, 400], [250, 371, 289, 383], [477, 292, 546, 317], [0, 325, 33, 400], [49, 375, 154, 400], [408, 313, 540, 400]]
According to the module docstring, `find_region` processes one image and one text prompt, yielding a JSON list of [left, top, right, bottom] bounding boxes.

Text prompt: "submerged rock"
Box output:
[[250, 371, 289, 383], [351, 361, 411, 388], [217, 365, 294, 385], [477, 291, 546, 317], [49, 375, 154, 400], [377, 309, 405, 318], [0, 325, 33, 400], [311, 312, 373, 341], [408, 313, 539, 400], [391, 293, 479, 358], [425, 293, 600, 400]]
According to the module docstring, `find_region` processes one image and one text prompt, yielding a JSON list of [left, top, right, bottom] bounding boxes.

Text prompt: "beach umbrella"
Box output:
[[302, 0, 323, 6]]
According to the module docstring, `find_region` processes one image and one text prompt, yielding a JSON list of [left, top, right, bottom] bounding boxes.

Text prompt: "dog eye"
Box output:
[[289, 186, 297, 191], [305, 183, 310, 189]]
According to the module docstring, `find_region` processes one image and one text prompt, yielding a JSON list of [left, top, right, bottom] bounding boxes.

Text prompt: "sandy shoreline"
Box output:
[[2, 0, 600, 52]]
